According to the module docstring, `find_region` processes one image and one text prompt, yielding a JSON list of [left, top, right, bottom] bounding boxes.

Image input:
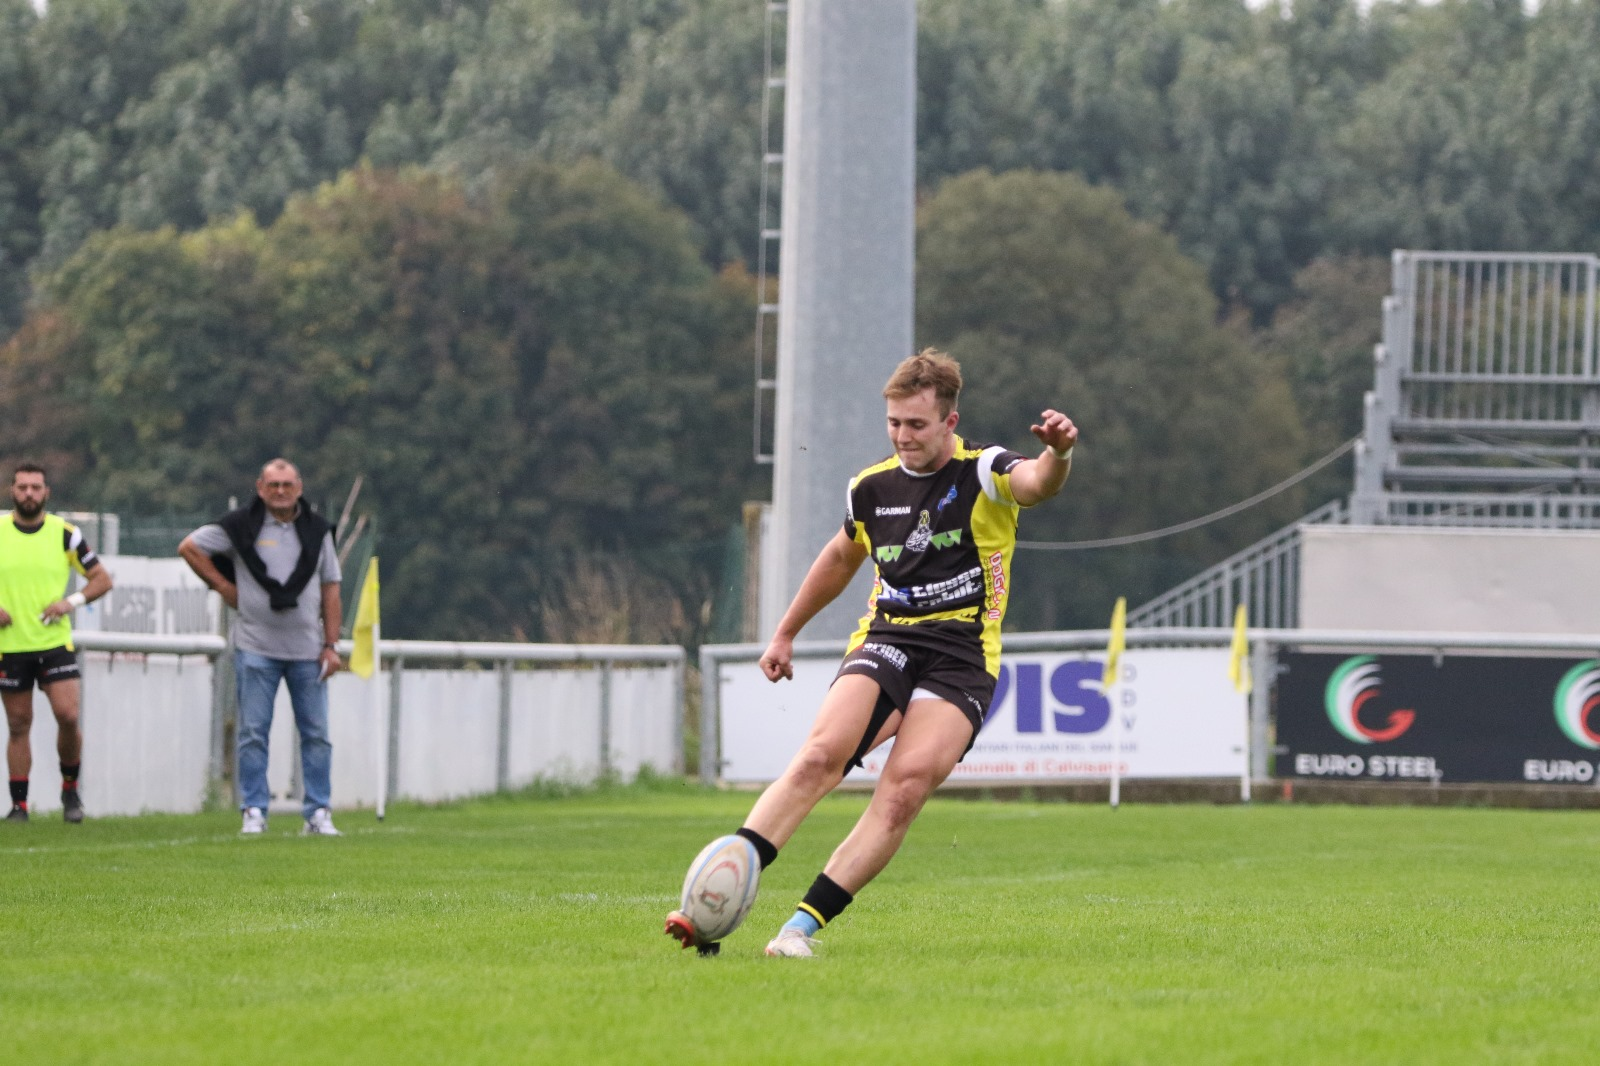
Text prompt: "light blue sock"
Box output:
[[781, 909, 822, 937]]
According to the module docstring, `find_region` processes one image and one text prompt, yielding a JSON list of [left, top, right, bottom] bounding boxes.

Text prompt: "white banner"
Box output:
[[720, 648, 1246, 783], [74, 555, 220, 636]]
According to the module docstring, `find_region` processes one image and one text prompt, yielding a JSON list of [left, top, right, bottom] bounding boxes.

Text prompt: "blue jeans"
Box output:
[[235, 649, 332, 818]]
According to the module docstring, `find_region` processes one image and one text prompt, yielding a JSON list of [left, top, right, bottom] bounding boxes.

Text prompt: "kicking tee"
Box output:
[[843, 435, 1031, 676]]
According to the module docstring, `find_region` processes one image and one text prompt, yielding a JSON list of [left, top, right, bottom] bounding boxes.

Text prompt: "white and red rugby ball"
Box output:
[[679, 834, 761, 944]]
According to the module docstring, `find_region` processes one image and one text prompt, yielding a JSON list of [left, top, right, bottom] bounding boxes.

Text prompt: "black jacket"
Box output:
[[212, 498, 333, 612]]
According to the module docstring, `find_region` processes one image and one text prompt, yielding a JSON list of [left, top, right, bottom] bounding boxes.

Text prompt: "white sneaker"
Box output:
[[301, 807, 342, 836], [764, 928, 819, 958], [240, 807, 266, 835]]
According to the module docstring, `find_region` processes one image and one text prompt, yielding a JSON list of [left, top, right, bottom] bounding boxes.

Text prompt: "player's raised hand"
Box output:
[[760, 635, 795, 682], [1030, 409, 1078, 456]]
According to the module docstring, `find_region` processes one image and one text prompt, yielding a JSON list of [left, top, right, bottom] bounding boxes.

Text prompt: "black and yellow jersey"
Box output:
[[842, 435, 1031, 676]]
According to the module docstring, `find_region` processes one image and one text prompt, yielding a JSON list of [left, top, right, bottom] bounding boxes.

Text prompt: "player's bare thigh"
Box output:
[[879, 695, 972, 792], [744, 675, 898, 844], [818, 697, 972, 892], [38, 676, 80, 720], [792, 673, 897, 771]]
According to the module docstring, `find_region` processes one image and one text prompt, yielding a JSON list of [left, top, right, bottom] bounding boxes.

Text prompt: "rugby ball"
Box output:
[[679, 834, 761, 944]]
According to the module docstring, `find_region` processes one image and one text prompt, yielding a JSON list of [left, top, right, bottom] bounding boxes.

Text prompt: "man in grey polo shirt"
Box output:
[[178, 458, 344, 836]]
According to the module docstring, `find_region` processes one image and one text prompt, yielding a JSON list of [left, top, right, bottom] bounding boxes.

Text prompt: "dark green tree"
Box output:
[[1325, 0, 1534, 253], [1255, 254, 1389, 504], [917, 168, 1306, 628], [597, 0, 766, 265], [0, 0, 41, 338], [8, 159, 757, 643]]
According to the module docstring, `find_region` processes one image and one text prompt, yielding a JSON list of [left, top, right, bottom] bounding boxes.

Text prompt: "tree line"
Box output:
[[7, 0, 1599, 333], [3, 0, 1595, 638]]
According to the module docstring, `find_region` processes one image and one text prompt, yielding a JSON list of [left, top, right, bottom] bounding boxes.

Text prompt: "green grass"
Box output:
[[5, 784, 1600, 1065]]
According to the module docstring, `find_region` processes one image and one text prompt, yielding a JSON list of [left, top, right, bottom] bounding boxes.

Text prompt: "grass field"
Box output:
[[4, 782, 1600, 1065]]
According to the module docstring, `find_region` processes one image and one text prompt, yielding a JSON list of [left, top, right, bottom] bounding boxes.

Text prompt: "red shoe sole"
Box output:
[[663, 911, 699, 950]]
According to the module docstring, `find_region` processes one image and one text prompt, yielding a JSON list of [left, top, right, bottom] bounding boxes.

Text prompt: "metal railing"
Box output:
[[368, 640, 686, 790], [70, 633, 685, 813], [1127, 499, 1347, 629], [1354, 250, 1600, 522]]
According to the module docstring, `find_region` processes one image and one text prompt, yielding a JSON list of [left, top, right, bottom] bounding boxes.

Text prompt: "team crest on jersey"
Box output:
[[876, 510, 964, 562], [906, 511, 933, 552]]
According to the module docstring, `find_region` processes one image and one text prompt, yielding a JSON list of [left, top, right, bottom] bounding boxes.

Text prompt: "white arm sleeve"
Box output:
[[977, 446, 1008, 502]]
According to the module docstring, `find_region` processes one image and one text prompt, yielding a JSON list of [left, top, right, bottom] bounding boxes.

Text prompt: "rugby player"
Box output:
[[1, 463, 114, 823], [667, 349, 1076, 956]]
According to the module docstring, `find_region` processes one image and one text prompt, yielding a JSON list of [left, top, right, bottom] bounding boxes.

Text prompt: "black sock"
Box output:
[[797, 872, 855, 928], [60, 763, 80, 791], [736, 826, 779, 870], [9, 777, 28, 806]]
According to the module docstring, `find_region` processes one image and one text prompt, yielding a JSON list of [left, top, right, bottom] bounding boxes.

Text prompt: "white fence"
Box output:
[[21, 634, 684, 816]]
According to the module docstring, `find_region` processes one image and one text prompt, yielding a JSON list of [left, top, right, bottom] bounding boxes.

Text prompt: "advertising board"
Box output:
[[1278, 653, 1600, 785], [719, 648, 1246, 784]]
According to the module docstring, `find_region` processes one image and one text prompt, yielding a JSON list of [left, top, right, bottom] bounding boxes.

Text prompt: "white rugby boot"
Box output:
[[764, 928, 819, 958], [240, 807, 267, 834]]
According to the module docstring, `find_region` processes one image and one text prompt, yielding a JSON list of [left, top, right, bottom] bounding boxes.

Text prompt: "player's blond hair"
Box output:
[[883, 348, 962, 418]]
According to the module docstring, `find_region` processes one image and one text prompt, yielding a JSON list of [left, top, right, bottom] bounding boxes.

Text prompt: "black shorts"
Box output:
[[833, 639, 997, 769], [0, 647, 81, 692]]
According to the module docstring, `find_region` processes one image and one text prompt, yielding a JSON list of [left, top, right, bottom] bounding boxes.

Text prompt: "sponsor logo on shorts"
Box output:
[[862, 643, 908, 671], [843, 657, 878, 670], [876, 506, 912, 516]]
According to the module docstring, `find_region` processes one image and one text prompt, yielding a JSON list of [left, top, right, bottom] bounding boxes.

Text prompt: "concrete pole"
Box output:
[[761, 0, 917, 641]]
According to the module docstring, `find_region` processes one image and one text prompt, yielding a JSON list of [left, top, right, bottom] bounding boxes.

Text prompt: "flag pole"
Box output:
[[373, 617, 386, 821], [1228, 603, 1252, 803], [1104, 597, 1126, 811], [349, 557, 383, 821], [1109, 685, 1121, 809]]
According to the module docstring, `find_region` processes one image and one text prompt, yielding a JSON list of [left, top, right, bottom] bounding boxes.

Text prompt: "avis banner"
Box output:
[[1277, 653, 1600, 785], [718, 648, 1246, 784]]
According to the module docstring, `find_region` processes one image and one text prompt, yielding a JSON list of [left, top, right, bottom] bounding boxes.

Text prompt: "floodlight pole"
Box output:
[[762, 0, 917, 640]]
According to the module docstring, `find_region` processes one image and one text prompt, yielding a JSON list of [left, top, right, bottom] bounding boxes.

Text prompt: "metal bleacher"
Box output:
[[1131, 250, 1600, 628]]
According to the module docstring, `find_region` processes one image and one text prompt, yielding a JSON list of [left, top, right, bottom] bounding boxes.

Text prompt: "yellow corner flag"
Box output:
[[1228, 602, 1252, 695], [1103, 596, 1126, 688], [350, 557, 380, 679]]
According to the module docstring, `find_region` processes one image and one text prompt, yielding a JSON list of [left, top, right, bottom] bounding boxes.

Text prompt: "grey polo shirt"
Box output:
[[188, 512, 341, 660]]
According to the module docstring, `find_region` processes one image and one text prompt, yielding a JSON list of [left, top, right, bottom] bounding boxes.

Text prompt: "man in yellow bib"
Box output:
[[0, 463, 113, 823]]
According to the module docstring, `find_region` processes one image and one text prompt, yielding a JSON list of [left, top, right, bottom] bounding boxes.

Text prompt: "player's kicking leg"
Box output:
[[765, 695, 971, 958], [664, 675, 884, 950]]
